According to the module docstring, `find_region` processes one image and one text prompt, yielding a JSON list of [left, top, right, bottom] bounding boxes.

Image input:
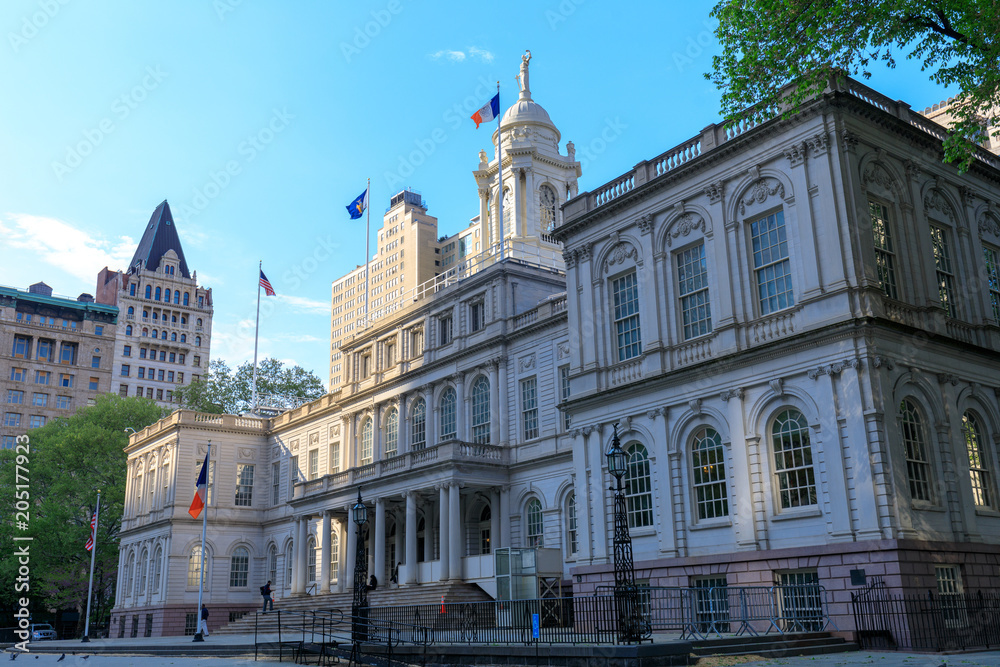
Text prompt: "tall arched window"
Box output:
[[230, 546, 249, 588], [173, 291, 180, 304], [625, 443, 654, 527], [171, 333, 177, 341], [151, 329, 158, 339], [145, 286, 152, 299], [772, 409, 817, 508], [692, 427, 728, 520], [195, 336, 201, 346], [540, 185, 557, 232], [360, 418, 374, 464], [479, 505, 492, 555], [124, 552, 135, 598], [164, 289, 171, 303], [898, 399, 933, 502], [471, 377, 491, 444], [152, 546, 163, 593], [126, 325, 133, 336], [439, 388, 457, 441], [268, 545, 278, 585], [411, 399, 426, 450], [141, 328, 148, 337], [187, 546, 204, 587], [307, 536, 317, 582], [384, 409, 398, 457], [127, 306, 134, 317], [180, 334, 186, 343], [566, 492, 578, 556], [329, 530, 340, 584], [963, 411, 993, 507], [161, 330, 167, 340], [284, 544, 293, 587], [138, 548, 149, 596], [154, 287, 161, 301], [502, 188, 512, 234], [526, 499, 544, 547], [183, 292, 190, 306]]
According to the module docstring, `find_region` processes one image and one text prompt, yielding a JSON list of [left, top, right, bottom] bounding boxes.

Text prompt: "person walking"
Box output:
[[261, 580, 273, 613], [198, 604, 210, 637]]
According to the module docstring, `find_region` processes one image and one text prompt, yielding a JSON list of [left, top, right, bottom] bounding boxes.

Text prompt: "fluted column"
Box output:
[[448, 483, 462, 580], [405, 491, 418, 584], [496, 359, 506, 444], [319, 511, 331, 594], [337, 517, 348, 593], [439, 485, 450, 580], [373, 405, 383, 460], [455, 375, 466, 441], [399, 394, 409, 453], [374, 497, 386, 584], [424, 386, 436, 446]]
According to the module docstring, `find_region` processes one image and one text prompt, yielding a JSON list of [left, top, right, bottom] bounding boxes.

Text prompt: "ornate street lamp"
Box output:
[[606, 423, 641, 643], [351, 489, 369, 643]]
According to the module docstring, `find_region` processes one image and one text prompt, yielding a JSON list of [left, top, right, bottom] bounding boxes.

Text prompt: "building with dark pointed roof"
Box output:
[[97, 201, 213, 407]]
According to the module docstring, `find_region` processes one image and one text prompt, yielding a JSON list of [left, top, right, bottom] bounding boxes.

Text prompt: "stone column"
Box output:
[[337, 517, 348, 592], [571, 430, 592, 561], [393, 509, 404, 579], [399, 394, 409, 454], [439, 485, 450, 580], [294, 516, 308, 595], [586, 426, 609, 562], [455, 375, 466, 441], [724, 388, 756, 550], [489, 362, 500, 444], [424, 386, 436, 446], [449, 483, 462, 580], [373, 404, 382, 461], [405, 491, 418, 584], [424, 496, 435, 562], [345, 508, 358, 592], [499, 485, 511, 550], [490, 487, 501, 551], [496, 358, 507, 445], [374, 497, 386, 584], [320, 511, 331, 594]]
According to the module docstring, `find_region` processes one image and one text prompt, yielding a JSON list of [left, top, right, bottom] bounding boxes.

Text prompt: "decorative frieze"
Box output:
[[739, 178, 786, 216], [704, 181, 724, 204], [666, 213, 706, 247]]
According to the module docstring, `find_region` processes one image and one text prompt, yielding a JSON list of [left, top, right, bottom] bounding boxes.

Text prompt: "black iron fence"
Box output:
[[853, 581, 1000, 651]]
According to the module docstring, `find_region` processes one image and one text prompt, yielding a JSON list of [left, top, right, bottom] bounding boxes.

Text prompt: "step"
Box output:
[[691, 632, 858, 659]]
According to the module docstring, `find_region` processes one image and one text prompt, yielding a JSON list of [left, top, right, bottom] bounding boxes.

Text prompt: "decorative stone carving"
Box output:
[[924, 189, 955, 222], [904, 160, 922, 181], [841, 130, 859, 152], [769, 378, 784, 396], [666, 213, 706, 247], [959, 186, 976, 207], [563, 249, 578, 268], [978, 212, 1000, 238], [704, 181, 724, 204], [720, 387, 744, 402], [518, 354, 535, 372], [937, 373, 960, 386], [806, 366, 828, 380], [861, 163, 896, 192], [272, 445, 280, 460], [636, 214, 654, 235], [806, 132, 829, 156], [688, 399, 702, 416], [784, 142, 806, 167], [872, 355, 894, 370], [739, 178, 786, 215], [577, 243, 592, 262], [557, 342, 571, 359], [238, 447, 256, 460], [604, 241, 638, 273]]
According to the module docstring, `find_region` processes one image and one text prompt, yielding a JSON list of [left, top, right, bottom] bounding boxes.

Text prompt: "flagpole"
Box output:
[[194, 441, 211, 642], [364, 177, 371, 328], [495, 81, 504, 263], [81, 491, 100, 643], [252, 261, 262, 414]]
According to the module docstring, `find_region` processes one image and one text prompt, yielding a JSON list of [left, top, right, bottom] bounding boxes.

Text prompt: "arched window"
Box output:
[[164, 289, 170, 303], [566, 492, 578, 555], [127, 306, 135, 317], [154, 287, 161, 301], [502, 187, 512, 234], [625, 443, 654, 527], [145, 286, 152, 299], [230, 546, 249, 588], [963, 411, 994, 508], [479, 505, 492, 554], [329, 530, 340, 584], [125, 325, 133, 336], [898, 399, 933, 502], [307, 536, 317, 582], [360, 418, 373, 464], [772, 409, 817, 508], [183, 292, 190, 306], [173, 291, 180, 304], [143, 310, 149, 319], [151, 329, 158, 339], [284, 544, 293, 587], [187, 546, 204, 587], [439, 388, 457, 440], [384, 409, 398, 457], [181, 316, 187, 325], [171, 333, 177, 341], [540, 185, 557, 232], [195, 336, 202, 346], [197, 318, 203, 327], [124, 552, 135, 598], [172, 315, 177, 323], [161, 330, 167, 340], [152, 546, 163, 593], [180, 334, 186, 343], [471, 377, 490, 444], [152, 312, 158, 321], [141, 328, 148, 337], [268, 545, 278, 585], [138, 548, 148, 596], [411, 399, 426, 450], [692, 427, 728, 520], [526, 499, 544, 547]]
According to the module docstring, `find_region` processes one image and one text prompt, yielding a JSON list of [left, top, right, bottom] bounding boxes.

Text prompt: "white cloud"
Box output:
[[429, 47, 494, 64], [2, 213, 135, 283], [280, 295, 329, 314], [275, 333, 325, 343]]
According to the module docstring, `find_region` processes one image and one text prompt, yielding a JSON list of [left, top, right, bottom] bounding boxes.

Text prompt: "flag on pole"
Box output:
[[259, 270, 276, 296], [471, 93, 500, 128], [189, 454, 209, 519], [347, 188, 369, 220], [84, 510, 97, 551]]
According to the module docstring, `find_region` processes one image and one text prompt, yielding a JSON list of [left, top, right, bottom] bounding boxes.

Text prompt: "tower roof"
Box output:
[[128, 200, 191, 278], [498, 50, 560, 142]]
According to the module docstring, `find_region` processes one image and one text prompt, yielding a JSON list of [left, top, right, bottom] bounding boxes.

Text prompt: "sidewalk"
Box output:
[[697, 651, 1000, 666]]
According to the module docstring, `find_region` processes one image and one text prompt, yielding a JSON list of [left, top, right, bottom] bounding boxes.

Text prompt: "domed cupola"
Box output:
[[496, 50, 560, 143]]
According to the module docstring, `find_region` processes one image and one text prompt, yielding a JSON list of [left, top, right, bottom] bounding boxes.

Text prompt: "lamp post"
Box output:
[[606, 422, 641, 644], [351, 489, 369, 643]]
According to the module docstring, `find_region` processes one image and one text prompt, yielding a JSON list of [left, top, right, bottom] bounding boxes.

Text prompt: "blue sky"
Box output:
[[0, 1, 958, 381]]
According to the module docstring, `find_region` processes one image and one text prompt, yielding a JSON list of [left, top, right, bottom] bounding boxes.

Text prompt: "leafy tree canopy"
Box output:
[[173, 357, 325, 414], [0, 395, 167, 627], [707, 0, 1000, 171]]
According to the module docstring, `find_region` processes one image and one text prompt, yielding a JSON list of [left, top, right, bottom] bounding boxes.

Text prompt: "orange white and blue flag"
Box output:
[[471, 93, 499, 129], [189, 454, 209, 519]]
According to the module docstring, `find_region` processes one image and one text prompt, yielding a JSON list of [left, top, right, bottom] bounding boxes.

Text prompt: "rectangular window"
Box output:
[[119, 384, 129, 397], [158, 370, 164, 381], [470, 301, 484, 332], [91, 356, 101, 368], [11, 368, 26, 382], [57, 395, 71, 410], [289, 456, 298, 500], [179, 353, 185, 364], [559, 366, 571, 431], [156, 389, 163, 400], [7, 390, 24, 405], [29, 415, 45, 429], [124, 345, 132, 357], [2, 436, 15, 449], [59, 342, 77, 365], [868, 200, 899, 299], [4, 413, 22, 427], [159, 351, 166, 362], [121, 364, 131, 376], [12, 335, 30, 359], [751, 210, 794, 315], [308, 449, 319, 480], [439, 314, 453, 346], [984, 244, 1000, 323], [140, 348, 147, 359], [146, 388, 153, 399], [168, 371, 174, 382], [272, 461, 281, 505], [930, 225, 957, 317], [89, 377, 99, 391], [935, 565, 967, 627], [385, 342, 395, 368], [329, 442, 340, 474], [776, 570, 823, 632], [677, 242, 713, 339], [38, 339, 54, 362], [612, 272, 642, 361], [169, 352, 176, 363], [95, 325, 104, 336], [521, 378, 538, 441], [178, 372, 184, 383], [31, 393, 47, 408], [59, 374, 73, 388], [194, 356, 201, 367], [36, 371, 50, 385], [137, 368, 145, 379], [411, 329, 424, 356], [693, 577, 730, 634]]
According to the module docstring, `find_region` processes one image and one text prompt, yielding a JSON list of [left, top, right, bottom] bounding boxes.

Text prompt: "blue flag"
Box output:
[[347, 188, 368, 219]]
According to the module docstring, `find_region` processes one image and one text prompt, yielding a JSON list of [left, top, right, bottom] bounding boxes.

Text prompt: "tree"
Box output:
[[707, 1, 1000, 171], [174, 357, 325, 414], [0, 395, 167, 632]]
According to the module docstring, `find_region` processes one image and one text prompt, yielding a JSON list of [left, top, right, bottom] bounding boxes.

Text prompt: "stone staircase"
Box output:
[[691, 632, 858, 660], [213, 581, 492, 635]]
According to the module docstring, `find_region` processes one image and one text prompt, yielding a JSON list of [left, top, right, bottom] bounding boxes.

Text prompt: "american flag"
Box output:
[[259, 270, 276, 297], [84, 510, 97, 551]]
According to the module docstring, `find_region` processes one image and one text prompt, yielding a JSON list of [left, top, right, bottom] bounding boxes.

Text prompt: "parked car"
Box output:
[[30, 624, 56, 641]]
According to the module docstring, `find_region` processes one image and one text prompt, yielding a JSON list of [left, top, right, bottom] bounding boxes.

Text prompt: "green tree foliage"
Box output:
[[707, 0, 1000, 171], [0, 395, 167, 630], [174, 357, 325, 414]]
